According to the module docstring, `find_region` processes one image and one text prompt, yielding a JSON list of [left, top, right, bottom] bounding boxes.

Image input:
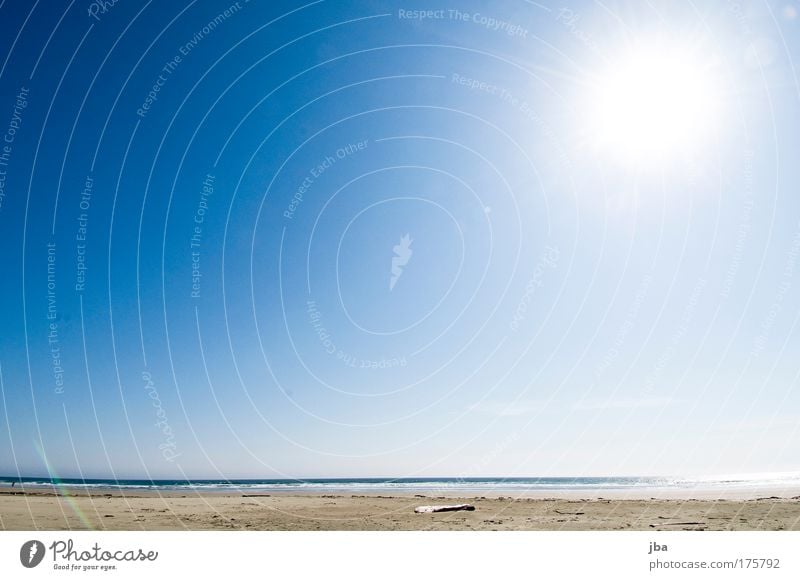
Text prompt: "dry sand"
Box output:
[[2, 488, 799, 531]]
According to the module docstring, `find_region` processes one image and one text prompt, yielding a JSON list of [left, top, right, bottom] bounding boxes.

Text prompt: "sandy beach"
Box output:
[[2, 488, 799, 531]]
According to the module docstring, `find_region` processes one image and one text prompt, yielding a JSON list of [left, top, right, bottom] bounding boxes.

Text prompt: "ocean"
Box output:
[[2, 474, 798, 494]]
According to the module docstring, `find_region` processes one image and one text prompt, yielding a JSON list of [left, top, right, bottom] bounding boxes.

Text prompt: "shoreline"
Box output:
[[3, 484, 800, 501]]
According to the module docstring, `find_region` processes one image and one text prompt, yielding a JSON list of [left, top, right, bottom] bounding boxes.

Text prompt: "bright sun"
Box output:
[[589, 45, 720, 166]]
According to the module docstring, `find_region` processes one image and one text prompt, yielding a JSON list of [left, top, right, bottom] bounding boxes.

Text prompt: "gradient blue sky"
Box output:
[[1, 0, 799, 480]]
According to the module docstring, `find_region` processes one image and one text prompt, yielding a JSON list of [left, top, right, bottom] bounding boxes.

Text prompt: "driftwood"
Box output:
[[649, 522, 705, 527], [414, 504, 475, 513]]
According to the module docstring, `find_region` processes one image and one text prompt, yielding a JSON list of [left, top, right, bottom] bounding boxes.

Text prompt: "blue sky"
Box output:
[[0, 0, 799, 480]]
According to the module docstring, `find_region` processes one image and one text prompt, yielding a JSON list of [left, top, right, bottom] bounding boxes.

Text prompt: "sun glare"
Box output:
[[589, 44, 720, 166]]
